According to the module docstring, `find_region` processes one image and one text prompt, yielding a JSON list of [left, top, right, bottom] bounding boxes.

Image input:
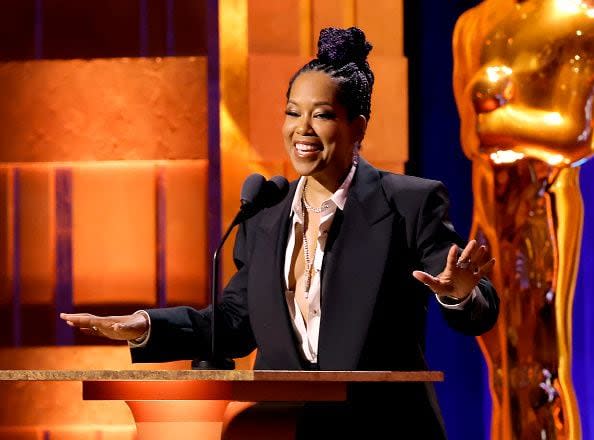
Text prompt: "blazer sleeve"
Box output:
[[415, 181, 499, 336], [130, 221, 257, 363]]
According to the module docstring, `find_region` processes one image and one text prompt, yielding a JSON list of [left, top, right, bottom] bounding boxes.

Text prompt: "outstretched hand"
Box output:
[[59, 312, 148, 341], [412, 240, 495, 300]]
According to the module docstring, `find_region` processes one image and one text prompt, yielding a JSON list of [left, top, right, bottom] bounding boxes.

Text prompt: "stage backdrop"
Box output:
[[0, 1, 591, 439], [0, 1, 409, 439]]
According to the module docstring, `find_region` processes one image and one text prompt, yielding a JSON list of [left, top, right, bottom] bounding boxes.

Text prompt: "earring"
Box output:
[[352, 145, 360, 165]]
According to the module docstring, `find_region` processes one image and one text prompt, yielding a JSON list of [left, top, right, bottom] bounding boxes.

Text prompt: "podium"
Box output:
[[0, 369, 443, 439]]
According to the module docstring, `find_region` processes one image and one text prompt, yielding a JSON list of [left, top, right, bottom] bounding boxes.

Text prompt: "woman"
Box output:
[[62, 27, 498, 439]]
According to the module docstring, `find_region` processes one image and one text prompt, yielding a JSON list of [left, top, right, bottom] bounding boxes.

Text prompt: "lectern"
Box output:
[[0, 369, 443, 439]]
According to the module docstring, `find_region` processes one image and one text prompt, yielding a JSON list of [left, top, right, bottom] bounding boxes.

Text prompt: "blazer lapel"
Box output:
[[318, 159, 396, 370], [247, 182, 302, 370]]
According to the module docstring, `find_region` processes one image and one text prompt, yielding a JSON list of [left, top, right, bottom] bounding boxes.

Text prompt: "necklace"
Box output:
[[301, 199, 316, 297], [302, 179, 328, 213]]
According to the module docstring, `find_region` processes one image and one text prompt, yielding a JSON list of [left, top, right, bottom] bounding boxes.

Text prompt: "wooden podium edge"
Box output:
[[0, 369, 444, 382]]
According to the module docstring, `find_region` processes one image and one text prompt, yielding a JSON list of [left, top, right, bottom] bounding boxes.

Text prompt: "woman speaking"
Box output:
[[61, 27, 499, 439]]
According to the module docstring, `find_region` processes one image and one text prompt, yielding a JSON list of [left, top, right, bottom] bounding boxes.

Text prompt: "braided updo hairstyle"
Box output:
[[287, 27, 374, 121]]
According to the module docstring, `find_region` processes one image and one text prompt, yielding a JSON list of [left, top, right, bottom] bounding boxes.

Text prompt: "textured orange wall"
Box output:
[[0, 57, 208, 162]]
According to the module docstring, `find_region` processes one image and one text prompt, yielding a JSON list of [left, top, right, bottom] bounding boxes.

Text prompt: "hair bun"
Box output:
[[317, 27, 372, 67]]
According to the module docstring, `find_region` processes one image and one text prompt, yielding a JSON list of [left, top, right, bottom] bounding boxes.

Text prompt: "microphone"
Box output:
[[192, 174, 289, 370], [261, 175, 290, 207], [234, 174, 289, 225], [240, 173, 266, 205]]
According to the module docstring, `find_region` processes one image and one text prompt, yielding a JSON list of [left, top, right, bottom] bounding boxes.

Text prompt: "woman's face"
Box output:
[[283, 71, 365, 185]]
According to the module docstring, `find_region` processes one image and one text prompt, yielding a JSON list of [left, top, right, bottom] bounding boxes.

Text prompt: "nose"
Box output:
[[296, 114, 314, 135]]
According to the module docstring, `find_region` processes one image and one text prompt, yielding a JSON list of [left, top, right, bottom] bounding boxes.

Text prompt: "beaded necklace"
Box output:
[[301, 180, 325, 296]]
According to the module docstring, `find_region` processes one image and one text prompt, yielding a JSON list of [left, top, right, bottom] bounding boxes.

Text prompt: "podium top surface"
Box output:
[[0, 369, 443, 382]]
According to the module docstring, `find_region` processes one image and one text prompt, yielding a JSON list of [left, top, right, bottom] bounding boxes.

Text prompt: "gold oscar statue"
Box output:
[[453, 0, 594, 438]]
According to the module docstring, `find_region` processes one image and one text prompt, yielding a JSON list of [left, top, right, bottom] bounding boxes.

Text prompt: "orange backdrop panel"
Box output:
[[164, 160, 209, 306], [313, 0, 353, 32], [248, 0, 301, 54], [357, 0, 403, 57], [363, 56, 408, 172], [72, 163, 156, 306], [19, 165, 55, 305], [248, 54, 306, 163]]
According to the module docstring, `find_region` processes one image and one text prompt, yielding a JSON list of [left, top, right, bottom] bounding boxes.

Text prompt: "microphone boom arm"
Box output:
[[191, 212, 241, 370], [191, 174, 288, 370]]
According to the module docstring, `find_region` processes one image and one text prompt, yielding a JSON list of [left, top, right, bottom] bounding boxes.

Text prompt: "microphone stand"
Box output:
[[191, 212, 244, 370], [190, 175, 287, 370]]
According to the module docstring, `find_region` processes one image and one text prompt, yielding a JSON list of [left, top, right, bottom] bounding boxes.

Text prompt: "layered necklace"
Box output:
[[299, 148, 359, 296], [301, 179, 326, 296]]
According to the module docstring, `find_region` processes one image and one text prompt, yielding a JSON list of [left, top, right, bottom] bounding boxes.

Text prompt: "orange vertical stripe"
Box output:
[[0, 167, 11, 306], [345, 0, 357, 26], [19, 165, 55, 305], [300, 0, 313, 56]]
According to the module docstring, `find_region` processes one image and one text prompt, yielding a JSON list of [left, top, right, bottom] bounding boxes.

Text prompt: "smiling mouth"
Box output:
[[294, 142, 323, 154]]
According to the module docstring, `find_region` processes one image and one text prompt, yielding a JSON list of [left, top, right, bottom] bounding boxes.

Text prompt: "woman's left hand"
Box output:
[[412, 240, 495, 300]]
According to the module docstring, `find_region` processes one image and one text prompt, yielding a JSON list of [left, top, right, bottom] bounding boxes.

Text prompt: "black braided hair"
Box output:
[[286, 27, 374, 121]]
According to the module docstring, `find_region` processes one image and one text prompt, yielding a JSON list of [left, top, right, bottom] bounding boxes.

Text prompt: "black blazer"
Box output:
[[131, 158, 499, 439]]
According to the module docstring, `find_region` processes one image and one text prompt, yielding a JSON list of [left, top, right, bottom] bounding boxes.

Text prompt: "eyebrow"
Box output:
[[287, 100, 334, 107]]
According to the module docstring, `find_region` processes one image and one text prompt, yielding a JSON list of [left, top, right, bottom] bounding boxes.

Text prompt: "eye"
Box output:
[[285, 109, 299, 117], [314, 112, 336, 120]]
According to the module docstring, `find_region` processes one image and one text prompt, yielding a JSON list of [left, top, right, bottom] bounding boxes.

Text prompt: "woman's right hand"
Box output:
[[59, 312, 149, 341]]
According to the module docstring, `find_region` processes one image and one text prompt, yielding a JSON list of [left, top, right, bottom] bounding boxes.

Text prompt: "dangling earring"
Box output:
[[352, 143, 360, 165]]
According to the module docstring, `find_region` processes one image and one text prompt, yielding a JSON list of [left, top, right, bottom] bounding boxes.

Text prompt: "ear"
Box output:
[[352, 115, 368, 143]]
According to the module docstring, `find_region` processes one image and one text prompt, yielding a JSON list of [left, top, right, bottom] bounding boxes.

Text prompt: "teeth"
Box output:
[[295, 143, 321, 152]]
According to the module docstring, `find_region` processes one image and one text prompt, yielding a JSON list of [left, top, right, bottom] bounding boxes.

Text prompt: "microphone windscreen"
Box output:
[[240, 174, 266, 205], [263, 176, 290, 207]]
